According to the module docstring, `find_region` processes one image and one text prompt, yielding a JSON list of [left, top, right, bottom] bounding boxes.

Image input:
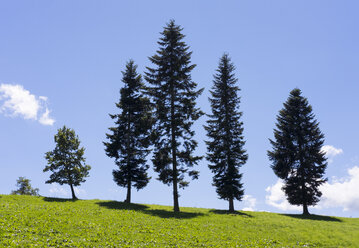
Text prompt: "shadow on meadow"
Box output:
[[209, 209, 253, 217], [96, 201, 148, 211], [142, 209, 206, 219], [96, 200, 206, 219], [281, 214, 342, 222], [43, 197, 78, 202]]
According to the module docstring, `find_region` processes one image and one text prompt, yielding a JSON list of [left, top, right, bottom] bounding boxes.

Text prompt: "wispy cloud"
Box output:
[[242, 195, 257, 211], [74, 188, 86, 197], [321, 145, 343, 163], [0, 83, 55, 125], [49, 185, 69, 197], [49, 185, 86, 198], [39, 108, 55, 126]]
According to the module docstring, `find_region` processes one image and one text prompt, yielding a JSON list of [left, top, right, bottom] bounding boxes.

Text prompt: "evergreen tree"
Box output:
[[145, 20, 203, 212], [44, 126, 91, 200], [104, 60, 152, 203], [11, 177, 39, 196], [268, 88, 327, 215], [205, 54, 248, 212]]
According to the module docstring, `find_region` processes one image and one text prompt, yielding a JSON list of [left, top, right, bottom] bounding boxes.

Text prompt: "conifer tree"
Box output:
[[44, 126, 90, 200], [104, 60, 152, 203], [11, 177, 39, 196], [145, 20, 203, 212], [205, 54, 248, 212], [268, 88, 327, 215]]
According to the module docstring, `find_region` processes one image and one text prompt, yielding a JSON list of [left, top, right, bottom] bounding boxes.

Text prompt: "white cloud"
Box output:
[[0, 84, 39, 119], [321, 145, 343, 157], [49, 185, 69, 197], [320, 166, 359, 211], [242, 194, 257, 211], [0, 83, 55, 125], [39, 96, 48, 101], [266, 166, 359, 212], [39, 108, 55, 126], [49, 185, 86, 198], [74, 188, 86, 197], [321, 145, 343, 163], [265, 180, 301, 211]]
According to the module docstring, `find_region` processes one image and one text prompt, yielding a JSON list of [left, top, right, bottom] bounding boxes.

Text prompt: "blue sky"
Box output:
[[1, 1, 358, 217]]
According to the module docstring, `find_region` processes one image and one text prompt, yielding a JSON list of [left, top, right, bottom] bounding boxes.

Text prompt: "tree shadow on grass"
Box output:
[[96, 201, 148, 211], [142, 209, 206, 219], [43, 197, 78, 202], [281, 214, 342, 222], [96, 201, 205, 219], [209, 209, 253, 218]]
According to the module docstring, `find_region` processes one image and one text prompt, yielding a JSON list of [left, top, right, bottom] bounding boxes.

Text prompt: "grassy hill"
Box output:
[[0, 195, 358, 247]]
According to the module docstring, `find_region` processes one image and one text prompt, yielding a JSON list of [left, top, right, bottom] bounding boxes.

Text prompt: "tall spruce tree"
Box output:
[[145, 20, 203, 212], [44, 126, 91, 200], [268, 88, 327, 215], [104, 60, 152, 203], [205, 54, 248, 212]]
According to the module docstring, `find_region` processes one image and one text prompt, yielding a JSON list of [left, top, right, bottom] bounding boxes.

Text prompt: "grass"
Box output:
[[0, 195, 358, 247]]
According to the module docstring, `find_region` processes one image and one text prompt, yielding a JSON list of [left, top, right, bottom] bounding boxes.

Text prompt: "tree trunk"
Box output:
[[170, 79, 180, 213], [171, 114, 180, 212], [298, 136, 309, 216], [70, 184, 77, 200], [301, 176, 309, 215], [172, 163, 179, 212], [303, 203, 310, 215], [125, 180, 131, 203], [229, 198, 234, 212], [125, 104, 132, 204], [224, 78, 235, 214]]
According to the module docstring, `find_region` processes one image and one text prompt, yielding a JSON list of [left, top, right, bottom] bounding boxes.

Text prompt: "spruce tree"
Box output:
[[268, 88, 327, 215], [145, 20, 203, 212], [205, 54, 248, 212], [44, 126, 91, 200], [104, 60, 152, 203]]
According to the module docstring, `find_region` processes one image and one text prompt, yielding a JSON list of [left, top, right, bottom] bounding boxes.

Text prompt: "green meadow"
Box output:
[[0, 195, 358, 247]]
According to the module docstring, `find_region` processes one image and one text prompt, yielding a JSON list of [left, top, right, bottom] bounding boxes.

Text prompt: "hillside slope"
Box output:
[[0, 195, 358, 247]]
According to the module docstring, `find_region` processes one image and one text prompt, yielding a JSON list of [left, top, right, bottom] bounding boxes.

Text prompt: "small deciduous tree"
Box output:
[[268, 88, 327, 215], [11, 177, 39, 196], [44, 126, 91, 200], [205, 54, 248, 212], [104, 60, 152, 203]]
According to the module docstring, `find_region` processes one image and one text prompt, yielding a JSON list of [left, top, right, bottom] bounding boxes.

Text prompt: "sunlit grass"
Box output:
[[0, 195, 357, 247]]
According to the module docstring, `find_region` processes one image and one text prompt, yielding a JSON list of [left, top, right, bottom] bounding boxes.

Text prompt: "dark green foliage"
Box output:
[[205, 54, 248, 212], [104, 60, 152, 203], [145, 20, 204, 212], [11, 177, 39, 196], [44, 126, 91, 200], [268, 88, 327, 215]]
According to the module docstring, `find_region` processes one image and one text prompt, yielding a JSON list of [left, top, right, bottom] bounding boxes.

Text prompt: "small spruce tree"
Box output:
[[145, 20, 203, 212], [205, 54, 248, 212], [268, 88, 327, 215], [44, 126, 91, 200], [11, 177, 39, 196], [104, 60, 152, 203]]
